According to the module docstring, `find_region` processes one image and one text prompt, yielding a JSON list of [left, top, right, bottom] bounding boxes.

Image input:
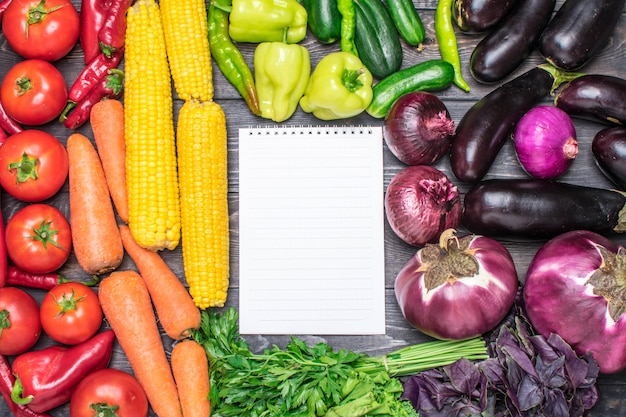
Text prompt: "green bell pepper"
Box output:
[[254, 42, 311, 122], [299, 51, 373, 120], [229, 0, 308, 44]]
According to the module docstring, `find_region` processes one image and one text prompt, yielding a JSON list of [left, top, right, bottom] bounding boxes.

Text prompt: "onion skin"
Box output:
[[383, 91, 455, 166], [513, 105, 578, 179], [592, 126, 626, 189], [385, 166, 462, 246], [395, 230, 518, 340], [524, 230, 626, 374]]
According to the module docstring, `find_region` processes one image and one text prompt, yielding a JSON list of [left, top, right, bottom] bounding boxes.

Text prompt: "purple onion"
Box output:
[[383, 91, 455, 165], [524, 230, 626, 374], [385, 165, 462, 246], [513, 105, 578, 179], [395, 229, 518, 340]]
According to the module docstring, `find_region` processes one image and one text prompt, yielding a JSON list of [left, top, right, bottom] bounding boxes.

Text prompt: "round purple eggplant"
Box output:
[[592, 126, 626, 189]]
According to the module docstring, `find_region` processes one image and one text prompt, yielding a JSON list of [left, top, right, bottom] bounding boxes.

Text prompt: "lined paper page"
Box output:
[[238, 126, 385, 335]]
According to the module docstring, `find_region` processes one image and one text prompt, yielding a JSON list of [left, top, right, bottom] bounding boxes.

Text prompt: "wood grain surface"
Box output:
[[1, 0, 625, 415]]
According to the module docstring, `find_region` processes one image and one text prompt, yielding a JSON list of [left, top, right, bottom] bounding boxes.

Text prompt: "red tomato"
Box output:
[[40, 282, 103, 345], [70, 368, 149, 417], [0, 287, 42, 355], [2, 0, 80, 61], [0, 130, 69, 202], [6, 203, 72, 274], [0, 59, 68, 126]]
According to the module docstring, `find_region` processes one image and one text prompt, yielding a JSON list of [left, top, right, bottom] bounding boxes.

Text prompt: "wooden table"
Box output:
[[1, 0, 625, 415]]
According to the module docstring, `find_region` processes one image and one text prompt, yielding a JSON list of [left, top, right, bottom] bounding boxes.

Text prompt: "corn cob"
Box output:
[[177, 100, 230, 308], [159, 0, 230, 307], [159, 0, 213, 102], [124, 0, 181, 251]]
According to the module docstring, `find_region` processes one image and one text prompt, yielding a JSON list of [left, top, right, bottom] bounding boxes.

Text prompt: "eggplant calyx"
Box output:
[[418, 229, 479, 290], [537, 63, 585, 95], [587, 245, 626, 321]]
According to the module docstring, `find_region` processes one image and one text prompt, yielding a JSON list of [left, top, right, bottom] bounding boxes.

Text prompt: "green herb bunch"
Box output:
[[191, 307, 489, 417]]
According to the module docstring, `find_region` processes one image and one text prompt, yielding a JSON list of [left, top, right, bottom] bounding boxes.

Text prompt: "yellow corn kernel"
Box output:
[[177, 100, 230, 308], [124, 0, 181, 251], [160, 0, 213, 102]]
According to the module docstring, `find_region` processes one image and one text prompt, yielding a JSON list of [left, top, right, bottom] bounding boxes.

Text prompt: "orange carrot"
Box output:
[[90, 99, 129, 223], [119, 225, 200, 339], [67, 133, 124, 275], [99, 270, 183, 417], [171, 339, 211, 417]]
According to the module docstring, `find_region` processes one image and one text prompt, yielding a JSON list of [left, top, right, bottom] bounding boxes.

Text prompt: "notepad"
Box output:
[[238, 126, 385, 335]]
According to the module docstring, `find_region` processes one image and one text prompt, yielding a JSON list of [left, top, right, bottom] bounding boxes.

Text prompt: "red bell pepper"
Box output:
[[10, 330, 115, 413], [0, 355, 53, 417], [98, 0, 132, 57], [62, 69, 124, 129], [6, 265, 99, 290], [80, 0, 112, 64]]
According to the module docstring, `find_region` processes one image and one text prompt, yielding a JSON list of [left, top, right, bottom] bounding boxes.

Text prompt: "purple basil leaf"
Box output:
[[578, 385, 599, 411], [501, 344, 539, 379], [529, 334, 560, 364], [517, 374, 543, 411], [535, 355, 568, 389], [445, 358, 483, 395], [543, 388, 570, 417]]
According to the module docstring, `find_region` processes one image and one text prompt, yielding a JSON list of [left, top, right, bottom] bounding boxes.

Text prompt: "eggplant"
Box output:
[[592, 126, 626, 189], [452, 0, 519, 33], [539, 0, 625, 71], [462, 179, 626, 240], [450, 65, 574, 183], [555, 74, 626, 125], [469, 0, 555, 84]]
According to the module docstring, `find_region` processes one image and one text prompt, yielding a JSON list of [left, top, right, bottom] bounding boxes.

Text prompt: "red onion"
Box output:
[[385, 165, 462, 246], [524, 230, 626, 374], [383, 91, 455, 165], [513, 105, 578, 179], [395, 229, 518, 340]]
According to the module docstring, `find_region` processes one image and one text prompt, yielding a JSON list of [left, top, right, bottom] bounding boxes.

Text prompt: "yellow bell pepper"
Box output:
[[229, 0, 308, 44], [254, 42, 310, 122], [300, 51, 373, 120]]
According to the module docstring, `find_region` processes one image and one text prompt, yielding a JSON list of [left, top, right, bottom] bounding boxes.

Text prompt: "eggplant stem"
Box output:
[[537, 63, 585, 95]]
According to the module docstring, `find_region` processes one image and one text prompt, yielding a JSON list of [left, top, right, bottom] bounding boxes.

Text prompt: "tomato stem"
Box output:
[[25, 0, 65, 38]]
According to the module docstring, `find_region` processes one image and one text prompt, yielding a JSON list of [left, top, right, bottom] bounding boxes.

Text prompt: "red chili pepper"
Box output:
[[68, 49, 123, 103], [0, 100, 23, 136], [6, 265, 99, 290], [98, 0, 132, 57], [0, 127, 7, 146], [62, 69, 124, 129], [0, 196, 6, 289], [0, 355, 54, 417], [10, 330, 115, 413], [80, 0, 112, 64], [0, 0, 14, 23]]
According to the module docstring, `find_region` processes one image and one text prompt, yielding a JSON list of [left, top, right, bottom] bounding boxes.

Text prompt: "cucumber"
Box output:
[[302, 0, 341, 44], [366, 59, 455, 118], [353, 0, 403, 80], [386, 0, 425, 46]]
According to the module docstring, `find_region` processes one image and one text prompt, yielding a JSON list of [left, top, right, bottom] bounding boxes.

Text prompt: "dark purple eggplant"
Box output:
[[539, 0, 625, 71], [469, 0, 555, 84], [462, 179, 626, 240], [555, 74, 626, 125], [450, 65, 577, 183], [452, 0, 518, 33], [592, 127, 626, 189]]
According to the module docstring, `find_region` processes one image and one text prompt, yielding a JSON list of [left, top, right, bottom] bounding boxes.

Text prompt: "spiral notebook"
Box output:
[[238, 126, 385, 335]]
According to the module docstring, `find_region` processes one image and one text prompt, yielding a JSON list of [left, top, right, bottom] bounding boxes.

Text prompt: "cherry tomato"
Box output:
[[0, 59, 68, 126], [2, 0, 80, 61], [6, 203, 72, 274], [0, 130, 69, 202], [40, 282, 103, 345], [70, 368, 149, 417], [0, 287, 42, 355]]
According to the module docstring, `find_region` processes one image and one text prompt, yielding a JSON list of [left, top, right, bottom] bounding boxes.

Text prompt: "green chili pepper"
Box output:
[[338, 0, 358, 56], [435, 0, 470, 92], [209, 0, 261, 115]]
